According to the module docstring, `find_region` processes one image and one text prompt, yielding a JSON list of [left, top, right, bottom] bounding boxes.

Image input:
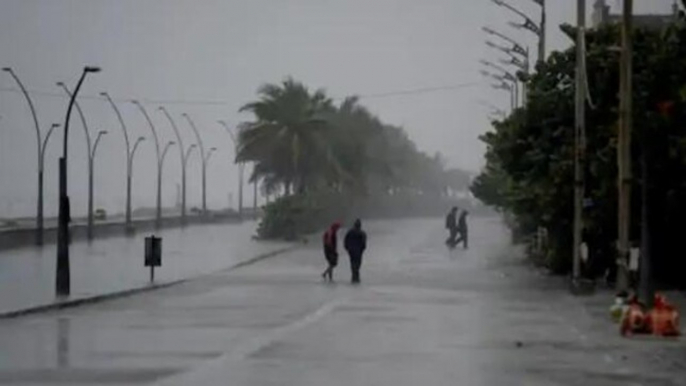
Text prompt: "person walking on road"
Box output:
[[321, 222, 341, 282], [344, 219, 367, 284], [445, 206, 459, 248], [454, 210, 469, 250]]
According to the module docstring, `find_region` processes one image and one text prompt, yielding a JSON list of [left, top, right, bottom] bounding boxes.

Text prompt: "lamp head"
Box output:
[[99, 92, 108, 97], [51, 123, 61, 128], [99, 130, 108, 135], [2, 67, 11, 73], [168, 141, 176, 145], [210, 147, 218, 151], [56, 81, 65, 87], [138, 136, 146, 141], [84, 66, 101, 73]]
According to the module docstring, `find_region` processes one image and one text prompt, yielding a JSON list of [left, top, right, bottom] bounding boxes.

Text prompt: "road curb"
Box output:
[[0, 244, 300, 319]]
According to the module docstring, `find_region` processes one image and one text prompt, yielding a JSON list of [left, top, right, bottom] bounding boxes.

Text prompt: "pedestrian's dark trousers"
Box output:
[[447, 228, 458, 245], [349, 252, 363, 283], [455, 230, 468, 249]]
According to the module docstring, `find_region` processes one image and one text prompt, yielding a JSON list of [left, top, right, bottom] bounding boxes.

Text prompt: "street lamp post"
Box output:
[[218, 120, 245, 219], [128, 136, 145, 224], [57, 81, 100, 241], [202, 147, 217, 213], [56, 66, 100, 296], [133, 101, 171, 229], [491, 0, 546, 64], [491, 82, 515, 111], [159, 107, 189, 225], [181, 114, 207, 215], [477, 100, 507, 118], [481, 62, 519, 108], [183, 144, 197, 217], [87, 130, 108, 239], [2, 67, 54, 246], [485, 40, 530, 104], [101, 92, 141, 233]]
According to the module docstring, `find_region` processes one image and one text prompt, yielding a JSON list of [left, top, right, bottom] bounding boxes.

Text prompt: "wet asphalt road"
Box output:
[[0, 217, 683, 385]]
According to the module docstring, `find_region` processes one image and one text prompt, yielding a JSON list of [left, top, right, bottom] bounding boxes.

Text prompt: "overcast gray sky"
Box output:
[[0, 0, 676, 218]]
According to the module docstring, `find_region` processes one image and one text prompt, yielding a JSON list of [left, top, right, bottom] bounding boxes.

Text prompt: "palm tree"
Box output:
[[237, 78, 334, 194]]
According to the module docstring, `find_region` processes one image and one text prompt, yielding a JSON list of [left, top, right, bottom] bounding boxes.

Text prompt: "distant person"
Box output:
[[454, 210, 469, 249], [321, 222, 341, 282], [445, 207, 459, 248], [344, 219, 367, 284]]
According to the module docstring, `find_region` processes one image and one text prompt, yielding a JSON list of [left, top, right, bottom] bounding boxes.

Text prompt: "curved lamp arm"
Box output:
[[130, 136, 146, 164], [2, 68, 41, 159], [57, 82, 92, 154], [159, 107, 185, 163], [91, 130, 108, 160], [101, 92, 130, 160], [161, 141, 176, 165], [132, 100, 161, 163], [40, 123, 60, 168], [182, 113, 206, 162], [183, 144, 197, 168], [204, 147, 217, 165], [217, 120, 237, 147]]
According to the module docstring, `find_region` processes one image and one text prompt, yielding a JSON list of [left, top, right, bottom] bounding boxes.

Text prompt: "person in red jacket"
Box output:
[[321, 222, 341, 282]]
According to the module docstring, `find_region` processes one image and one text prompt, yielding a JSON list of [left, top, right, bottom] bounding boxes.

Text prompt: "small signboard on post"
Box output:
[[145, 236, 162, 283]]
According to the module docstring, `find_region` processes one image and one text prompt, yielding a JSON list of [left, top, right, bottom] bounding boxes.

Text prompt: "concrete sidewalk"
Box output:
[[0, 217, 683, 385], [0, 221, 292, 315]]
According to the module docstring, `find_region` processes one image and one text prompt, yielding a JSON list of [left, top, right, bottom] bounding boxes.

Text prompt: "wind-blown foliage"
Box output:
[[238, 78, 474, 238], [472, 21, 686, 285]]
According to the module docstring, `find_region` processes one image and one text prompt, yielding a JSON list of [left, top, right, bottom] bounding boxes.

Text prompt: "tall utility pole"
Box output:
[[617, 0, 633, 292], [538, 0, 546, 64], [573, 0, 587, 283]]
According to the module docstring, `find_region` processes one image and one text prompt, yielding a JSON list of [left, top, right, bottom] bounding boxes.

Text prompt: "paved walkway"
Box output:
[[0, 221, 291, 314], [0, 217, 683, 385]]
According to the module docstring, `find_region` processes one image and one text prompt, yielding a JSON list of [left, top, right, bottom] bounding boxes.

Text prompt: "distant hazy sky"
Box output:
[[0, 0, 676, 217]]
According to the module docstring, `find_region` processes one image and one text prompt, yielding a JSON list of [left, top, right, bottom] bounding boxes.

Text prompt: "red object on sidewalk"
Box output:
[[645, 294, 681, 337], [620, 296, 647, 336]]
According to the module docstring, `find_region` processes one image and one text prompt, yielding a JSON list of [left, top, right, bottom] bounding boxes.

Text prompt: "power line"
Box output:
[[0, 81, 483, 107], [350, 82, 481, 100]]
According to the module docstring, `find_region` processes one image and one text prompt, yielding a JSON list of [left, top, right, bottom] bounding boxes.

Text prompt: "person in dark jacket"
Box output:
[[454, 210, 469, 249], [445, 207, 459, 248], [321, 222, 341, 282], [344, 219, 367, 284]]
